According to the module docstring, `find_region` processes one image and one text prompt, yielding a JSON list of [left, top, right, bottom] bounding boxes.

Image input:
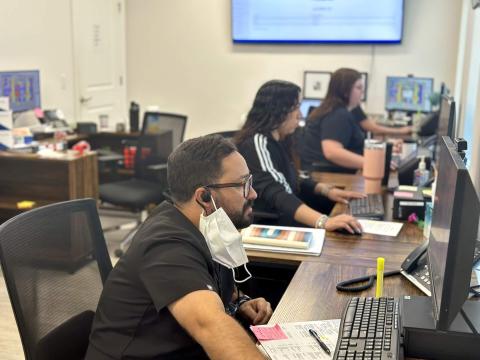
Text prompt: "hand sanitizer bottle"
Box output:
[[413, 156, 430, 187]]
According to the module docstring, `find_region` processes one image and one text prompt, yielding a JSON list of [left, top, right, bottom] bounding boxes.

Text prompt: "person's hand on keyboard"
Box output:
[[327, 188, 366, 204], [325, 214, 363, 234]]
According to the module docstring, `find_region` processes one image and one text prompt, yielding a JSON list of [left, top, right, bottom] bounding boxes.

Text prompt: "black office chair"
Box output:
[[0, 199, 112, 360], [143, 111, 187, 150], [209, 130, 238, 141], [100, 113, 182, 256]]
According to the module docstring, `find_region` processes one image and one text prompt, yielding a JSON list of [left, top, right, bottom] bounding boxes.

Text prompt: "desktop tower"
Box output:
[[400, 296, 480, 360]]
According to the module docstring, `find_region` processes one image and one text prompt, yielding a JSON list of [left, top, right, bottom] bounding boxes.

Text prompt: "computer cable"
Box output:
[[469, 285, 480, 298], [336, 270, 401, 292]]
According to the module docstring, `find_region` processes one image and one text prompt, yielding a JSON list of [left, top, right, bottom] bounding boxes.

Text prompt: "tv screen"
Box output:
[[232, 0, 404, 44]]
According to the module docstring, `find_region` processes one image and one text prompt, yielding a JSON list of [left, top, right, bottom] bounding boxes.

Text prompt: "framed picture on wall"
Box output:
[[303, 71, 331, 100], [361, 72, 368, 102]]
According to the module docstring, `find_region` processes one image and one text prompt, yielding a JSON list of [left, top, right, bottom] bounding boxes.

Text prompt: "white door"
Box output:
[[71, 0, 127, 131]]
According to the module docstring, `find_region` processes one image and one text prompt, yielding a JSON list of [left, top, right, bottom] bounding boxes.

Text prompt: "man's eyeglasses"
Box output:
[[204, 174, 253, 199]]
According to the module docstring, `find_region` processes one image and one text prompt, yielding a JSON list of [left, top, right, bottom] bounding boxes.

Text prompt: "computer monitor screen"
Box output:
[[428, 136, 480, 330], [231, 0, 404, 43], [0, 70, 41, 113], [300, 99, 321, 120], [385, 76, 433, 113]]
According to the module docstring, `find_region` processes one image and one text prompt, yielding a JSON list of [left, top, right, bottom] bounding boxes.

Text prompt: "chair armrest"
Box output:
[[147, 163, 168, 171], [97, 154, 124, 163]]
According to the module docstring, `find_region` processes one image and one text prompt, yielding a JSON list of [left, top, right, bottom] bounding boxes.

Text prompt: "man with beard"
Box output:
[[86, 135, 271, 360]]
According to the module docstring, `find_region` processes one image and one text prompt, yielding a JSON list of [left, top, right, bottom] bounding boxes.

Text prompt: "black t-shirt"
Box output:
[[300, 106, 366, 173], [86, 201, 234, 360], [237, 133, 316, 220]]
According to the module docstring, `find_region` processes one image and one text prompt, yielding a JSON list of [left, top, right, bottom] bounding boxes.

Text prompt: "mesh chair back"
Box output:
[[210, 130, 238, 141], [0, 199, 112, 360], [142, 111, 187, 150], [133, 129, 173, 180]]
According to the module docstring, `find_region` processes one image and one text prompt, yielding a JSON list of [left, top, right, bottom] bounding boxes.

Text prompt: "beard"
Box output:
[[228, 199, 254, 229]]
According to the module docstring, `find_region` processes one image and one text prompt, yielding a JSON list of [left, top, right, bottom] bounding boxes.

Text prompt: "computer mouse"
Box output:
[[335, 228, 362, 235]]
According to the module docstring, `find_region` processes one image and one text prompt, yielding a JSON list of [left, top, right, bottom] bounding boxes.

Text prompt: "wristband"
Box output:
[[237, 294, 251, 308], [315, 214, 329, 229]]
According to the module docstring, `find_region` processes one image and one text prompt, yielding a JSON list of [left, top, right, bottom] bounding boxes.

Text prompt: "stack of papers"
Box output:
[[242, 225, 325, 256], [251, 319, 340, 359], [358, 219, 403, 237]]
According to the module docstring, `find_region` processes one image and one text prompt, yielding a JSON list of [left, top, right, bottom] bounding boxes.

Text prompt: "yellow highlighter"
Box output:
[[17, 201, 36, 210], [376, 257, 385, 298]]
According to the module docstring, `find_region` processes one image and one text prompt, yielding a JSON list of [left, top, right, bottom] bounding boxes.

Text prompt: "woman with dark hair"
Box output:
[[235, 80, 364, 233], [301, 68, 411, 173]]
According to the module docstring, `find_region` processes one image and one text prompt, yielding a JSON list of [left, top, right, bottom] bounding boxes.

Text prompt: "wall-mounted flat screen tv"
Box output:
[[232, 0, 404, 44]]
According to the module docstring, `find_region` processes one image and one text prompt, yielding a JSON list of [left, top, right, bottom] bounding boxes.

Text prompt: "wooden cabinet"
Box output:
[[0, 152, 98, 224]]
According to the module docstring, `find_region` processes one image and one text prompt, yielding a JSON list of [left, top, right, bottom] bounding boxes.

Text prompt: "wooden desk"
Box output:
[[0, 151, 98, 223], [246, 171, 422, 267], [263, 171, 427, 359], [270, 261, 423, 323]]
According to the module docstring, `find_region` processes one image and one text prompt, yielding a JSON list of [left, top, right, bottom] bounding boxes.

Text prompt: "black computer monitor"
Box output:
[[0, 70, 41, 112], [385, 76, 434, 113], [417, 112, 439, 137], [299, 99, 321, 120], [437, 95, 456, 139], [427, 136, 480, 330], [431, 95, 456, 162], [382, 142, 393, 187], [418, 94, 455, 139]]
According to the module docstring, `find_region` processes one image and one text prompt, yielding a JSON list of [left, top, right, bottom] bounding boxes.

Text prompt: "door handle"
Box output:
[[80, 96, 92, 104]]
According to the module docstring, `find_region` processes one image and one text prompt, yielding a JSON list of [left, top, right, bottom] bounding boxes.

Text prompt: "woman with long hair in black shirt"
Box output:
[[301, 68, 411, 173], [235, 80, 363, 233]]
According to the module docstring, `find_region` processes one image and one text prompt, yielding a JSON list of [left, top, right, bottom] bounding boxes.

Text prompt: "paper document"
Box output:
[[250, 324, 287, 340], [242, 225, 325, 256], [358, 219, 403, 237], [398, 185, 418, 192], [252, 319, 340, 360]]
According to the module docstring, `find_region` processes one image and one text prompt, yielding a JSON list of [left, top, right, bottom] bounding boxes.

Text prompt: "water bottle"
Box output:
[[129, 101, 139, 133]]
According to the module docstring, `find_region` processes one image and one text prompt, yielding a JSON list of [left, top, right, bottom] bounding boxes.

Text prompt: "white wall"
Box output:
[[126, 0, 462, 139], [0, 0, 76, 121], [455, 0, 480, 191]]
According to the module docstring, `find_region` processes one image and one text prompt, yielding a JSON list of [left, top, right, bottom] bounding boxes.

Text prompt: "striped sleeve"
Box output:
[[253, 134, 293, 194]]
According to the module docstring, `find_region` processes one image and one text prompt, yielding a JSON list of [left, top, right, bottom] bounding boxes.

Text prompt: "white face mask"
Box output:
[[199, 198, 252, 283]]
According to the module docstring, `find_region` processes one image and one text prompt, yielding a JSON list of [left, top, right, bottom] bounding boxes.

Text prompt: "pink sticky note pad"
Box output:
[[394, 191, 415, 198], [250, 324, 288, 341]]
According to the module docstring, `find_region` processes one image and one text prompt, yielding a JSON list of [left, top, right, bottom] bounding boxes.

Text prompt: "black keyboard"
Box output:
[[334, 297, 401, 360], [349, 194, 385, 220]]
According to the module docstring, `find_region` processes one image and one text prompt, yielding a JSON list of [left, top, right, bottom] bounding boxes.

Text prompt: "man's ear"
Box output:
[[194, 187, 214, 214]]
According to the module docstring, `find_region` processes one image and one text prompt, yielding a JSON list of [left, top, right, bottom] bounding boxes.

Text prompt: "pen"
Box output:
[[376, 257, 385, 298], [308, 328, 331, 355]]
